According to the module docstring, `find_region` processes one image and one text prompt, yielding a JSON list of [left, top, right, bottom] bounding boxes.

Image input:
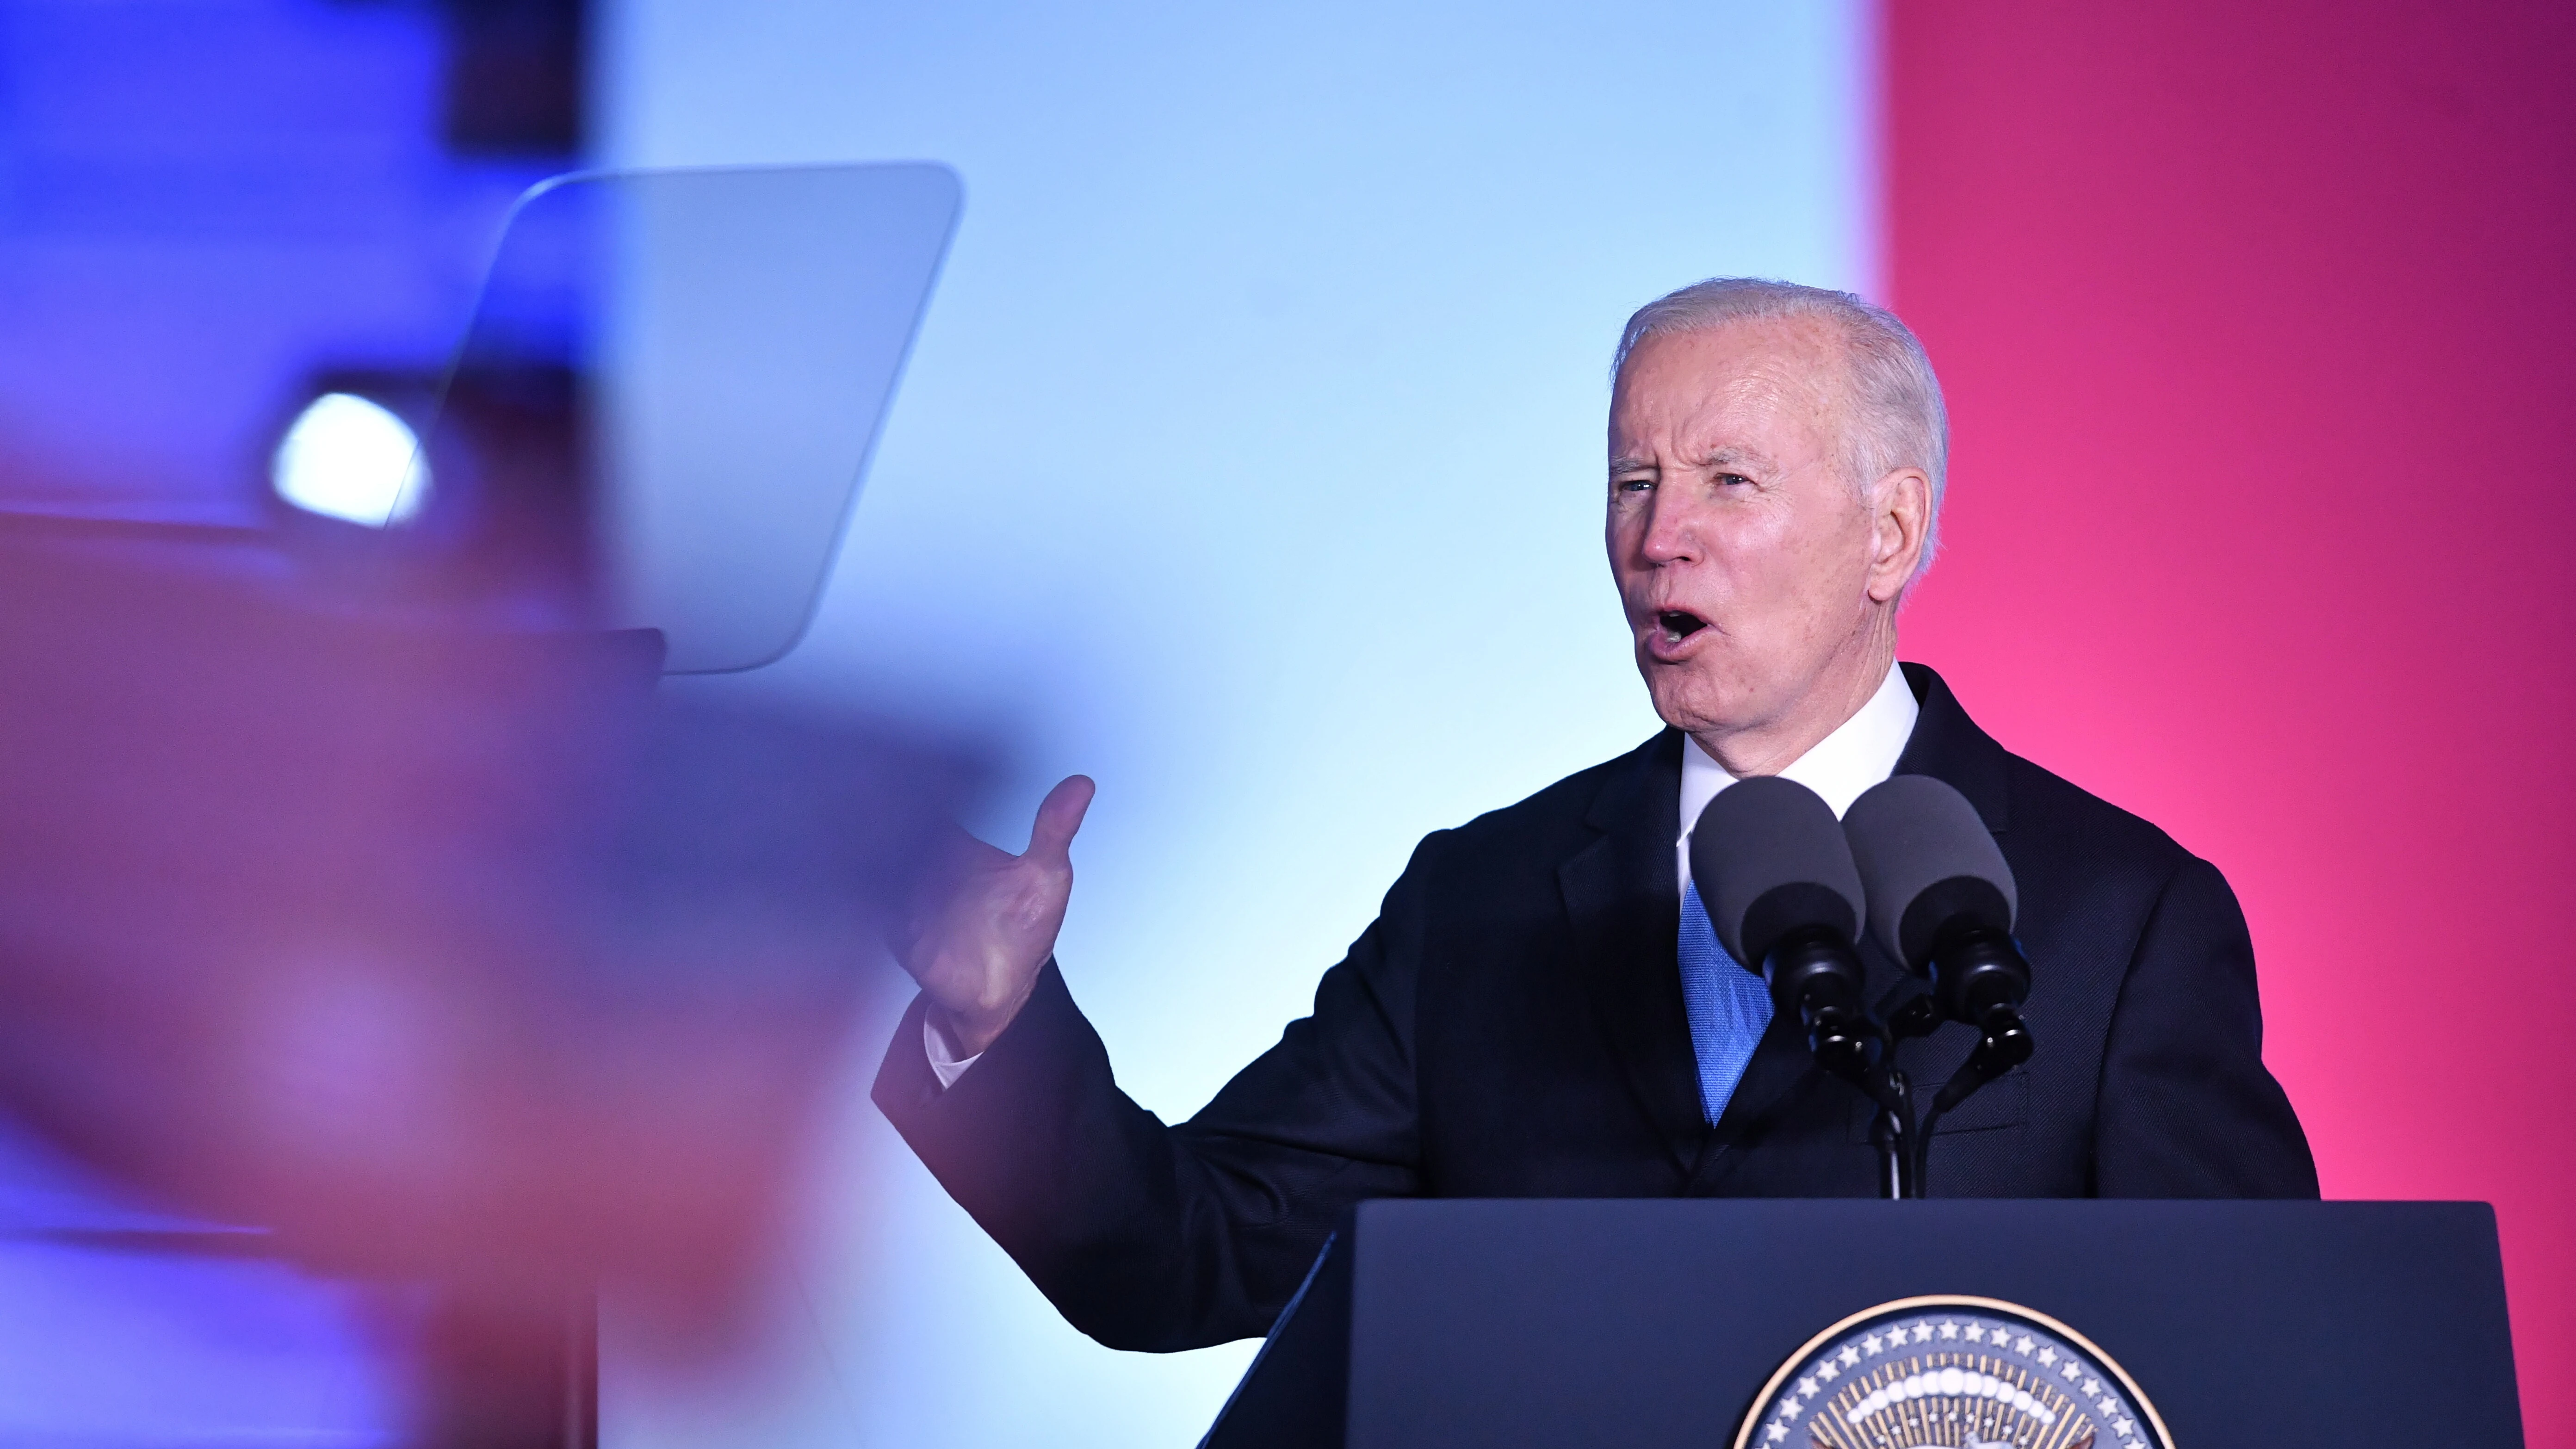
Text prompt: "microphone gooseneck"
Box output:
[[1841, 774, 2037, 1193]]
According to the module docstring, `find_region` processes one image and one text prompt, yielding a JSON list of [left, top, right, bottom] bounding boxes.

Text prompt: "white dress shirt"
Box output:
[[931, 661, 1921, 1090]]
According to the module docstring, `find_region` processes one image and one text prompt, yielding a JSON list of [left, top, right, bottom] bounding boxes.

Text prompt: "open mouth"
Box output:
[[1656, 609, 1709, 643]]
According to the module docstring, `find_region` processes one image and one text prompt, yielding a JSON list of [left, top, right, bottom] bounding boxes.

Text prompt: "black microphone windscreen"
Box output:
[[1689, 775, 1866, 970], [1841, 774, 2017, 969]]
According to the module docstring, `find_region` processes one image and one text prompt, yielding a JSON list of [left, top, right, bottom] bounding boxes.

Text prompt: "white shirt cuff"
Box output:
[[923, 1013, 982, 1090]]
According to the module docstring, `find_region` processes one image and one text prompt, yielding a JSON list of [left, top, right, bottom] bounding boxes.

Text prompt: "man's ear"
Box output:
[[1864, 467, 1932, 605]]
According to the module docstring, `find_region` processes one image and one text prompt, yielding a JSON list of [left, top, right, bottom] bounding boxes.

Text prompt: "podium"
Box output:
[[1201, 1200, 2522, 1448]]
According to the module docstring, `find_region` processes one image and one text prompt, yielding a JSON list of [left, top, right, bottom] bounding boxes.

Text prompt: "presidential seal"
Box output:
[[1732, 1296, 2172, 1449]]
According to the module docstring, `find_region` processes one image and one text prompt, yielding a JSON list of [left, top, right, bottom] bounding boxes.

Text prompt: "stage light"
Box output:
[[271, 393, 429, 527]]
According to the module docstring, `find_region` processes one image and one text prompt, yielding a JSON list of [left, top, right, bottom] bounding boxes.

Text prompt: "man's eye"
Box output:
[[1613, 477, 1653, 493], [1715, 472, 1753, 487]]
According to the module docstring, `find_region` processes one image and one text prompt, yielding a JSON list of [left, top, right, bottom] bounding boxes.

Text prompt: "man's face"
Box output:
[[1607, 319, 1887, 743]]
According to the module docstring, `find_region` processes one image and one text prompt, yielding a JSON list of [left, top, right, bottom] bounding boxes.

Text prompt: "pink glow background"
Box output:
[[1886, 1, 2576, 1433]]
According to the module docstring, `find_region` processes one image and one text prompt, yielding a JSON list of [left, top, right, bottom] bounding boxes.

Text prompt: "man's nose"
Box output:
[[1638, 493, 1699, 565]]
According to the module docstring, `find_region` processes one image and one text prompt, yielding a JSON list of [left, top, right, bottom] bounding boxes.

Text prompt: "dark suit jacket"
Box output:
[[874, 663, 2317, 1351]]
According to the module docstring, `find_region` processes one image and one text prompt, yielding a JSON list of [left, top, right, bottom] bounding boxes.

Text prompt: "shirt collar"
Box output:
[[1677, 661, 1920, 888]]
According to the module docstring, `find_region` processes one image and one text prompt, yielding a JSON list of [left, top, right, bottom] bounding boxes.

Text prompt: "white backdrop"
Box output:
[[595, 4, 1873, 1443]]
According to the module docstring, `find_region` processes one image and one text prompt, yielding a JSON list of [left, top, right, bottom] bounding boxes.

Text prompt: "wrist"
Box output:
[[933, 971, 1040, 1057]]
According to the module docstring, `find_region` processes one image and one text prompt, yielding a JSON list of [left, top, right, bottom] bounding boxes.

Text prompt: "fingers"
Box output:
[[1025, 774, 1096, 865]]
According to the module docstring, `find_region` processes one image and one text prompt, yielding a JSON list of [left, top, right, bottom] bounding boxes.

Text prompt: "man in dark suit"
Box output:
[[873, 279, 2316, 1353]]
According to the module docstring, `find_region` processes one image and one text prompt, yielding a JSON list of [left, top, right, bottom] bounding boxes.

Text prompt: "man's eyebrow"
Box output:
[[1608, 446, 1780, 477], [1698, 445, 1779, 474], [1609, 445, 1784, 477]]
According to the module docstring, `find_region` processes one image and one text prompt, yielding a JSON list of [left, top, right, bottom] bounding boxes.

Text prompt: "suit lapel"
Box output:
[[1557, 730, 1706, 1175], [1892, 662, 2012, 834]]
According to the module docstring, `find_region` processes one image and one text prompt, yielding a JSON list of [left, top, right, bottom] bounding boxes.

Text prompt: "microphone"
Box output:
[[1840, 774, 2033, 1076], [1690, 776, 1880, 1082]]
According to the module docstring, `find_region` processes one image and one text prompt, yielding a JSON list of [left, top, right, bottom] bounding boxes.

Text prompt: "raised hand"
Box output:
[[893, 774, 1096, 1056]]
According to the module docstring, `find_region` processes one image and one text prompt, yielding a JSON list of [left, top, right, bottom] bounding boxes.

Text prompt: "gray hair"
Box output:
[[1613, 277, 1950, 582]]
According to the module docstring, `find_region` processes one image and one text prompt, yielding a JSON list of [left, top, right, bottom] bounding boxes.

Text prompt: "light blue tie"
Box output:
[[1678, 879, 1775, 1126]]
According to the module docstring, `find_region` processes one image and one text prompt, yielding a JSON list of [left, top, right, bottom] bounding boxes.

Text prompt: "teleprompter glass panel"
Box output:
[[414, 162, 961, 671]]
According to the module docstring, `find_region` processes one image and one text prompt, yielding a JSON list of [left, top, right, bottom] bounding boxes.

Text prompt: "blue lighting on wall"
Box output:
[[600, 2, 1877, 1445]]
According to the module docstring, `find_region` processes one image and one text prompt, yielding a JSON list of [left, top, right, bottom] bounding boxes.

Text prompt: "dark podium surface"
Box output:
[[1202, 1199, 2522, 1449]]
